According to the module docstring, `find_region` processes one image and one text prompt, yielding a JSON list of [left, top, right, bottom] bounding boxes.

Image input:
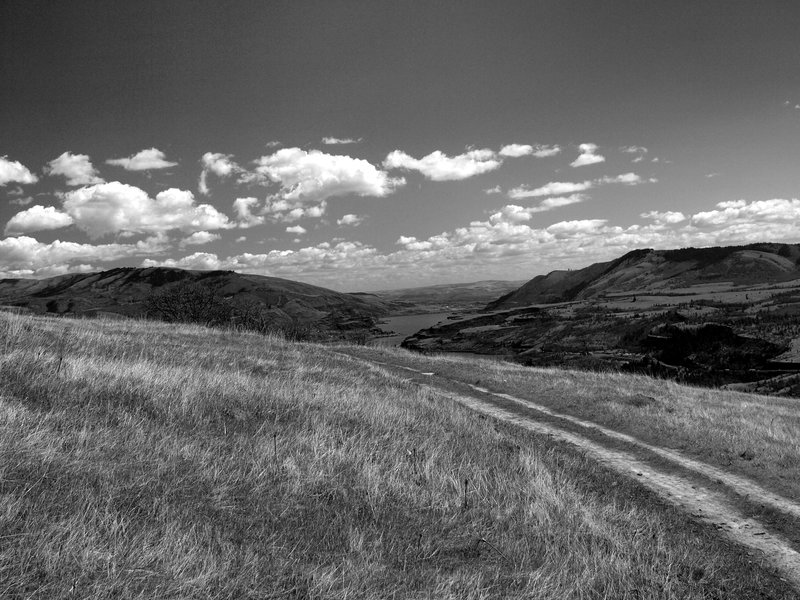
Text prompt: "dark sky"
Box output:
[[3, 1, 800, 290]]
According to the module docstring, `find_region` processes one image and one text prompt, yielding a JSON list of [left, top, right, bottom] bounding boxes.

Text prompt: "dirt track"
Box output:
[[335, 351, 800, 590]]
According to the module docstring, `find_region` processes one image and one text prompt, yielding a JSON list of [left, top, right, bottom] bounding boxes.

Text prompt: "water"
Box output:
[[373, 312, 454, 346]]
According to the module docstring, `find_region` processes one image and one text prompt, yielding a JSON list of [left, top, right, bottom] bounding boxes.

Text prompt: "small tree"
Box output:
[[145, 282, 231, 326]]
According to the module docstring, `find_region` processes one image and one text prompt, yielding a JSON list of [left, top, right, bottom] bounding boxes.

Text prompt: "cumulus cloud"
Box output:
[[691, 199, 800, 228], [489, 196, 586, 223], [106, 147, 178, 171], [383, 148, 501, 181], [509, 180, 593, 199], [532, 144, 562, 158], [233, 197, 264, 228], [45, 152, 104, 185], [286, 225, 307, 235], [61, 182, 232, 238], [570, 143, 605, 168], [122, 194, 800, 291], [140, 241, 382, 286], [641, 210, 687, 225], [180, 231, 220, 247], [337, 214, 364, 226], [253, 148, 402, 221], [198, 152, 247, 195], [596, 172, 645, 185], [0, 235, 139, 278], [322, 136, 362, 145], [508, 173, 646, 200], [498, 144, 533, 158], [263, 200, 327, 223], [0, 156, 39, 186], [535, 194, 586, 212], [484, 185, 502, 195], [4, 205, 74, 236]]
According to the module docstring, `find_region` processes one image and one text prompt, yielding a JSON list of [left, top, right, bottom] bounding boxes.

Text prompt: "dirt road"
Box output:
[[334, 350, 800, 590]]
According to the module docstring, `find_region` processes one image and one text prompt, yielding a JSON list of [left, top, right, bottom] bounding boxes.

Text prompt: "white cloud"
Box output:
[[691, 198, 800, 228], [498, 144, 561, 158], [535, 194, 586, 212], [180, 231, 220, 247], [0, 235, 138, 277], [322, 136, 363, 145], [484, 185, 502, 195], [286, 225, 307, 235], [126, 194, 800, 291], [489, 196, 587, 224], [509, 180, 593, 199], [620, 145, 648, 154], [509, 172, 647, 200], [570, 143, 605, 168], [236, 236, 247, 242], [264, 201, 328, 223], [597, 172, 644, 185], [45, 152, 104, 185], [383, 148, 501, 181], [198, 152, 246, 195], [641, 210, 687, 225], [106, 147, 178, 171], [5, 205, 74, 235], [254, 148, 402, 221], [61, 182, 232, 238], [233, 197, 264, 228], [0, 156, 38, 186], [532, 144, 562, 158], [337, 214, 364, 226], [498, 144, 533, 158]]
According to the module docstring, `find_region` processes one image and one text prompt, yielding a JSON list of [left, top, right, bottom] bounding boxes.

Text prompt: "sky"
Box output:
[[2, 1, 800, 292]]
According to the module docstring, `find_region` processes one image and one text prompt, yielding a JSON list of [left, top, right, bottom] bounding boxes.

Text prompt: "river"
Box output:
[[373, 312, 455, 346]]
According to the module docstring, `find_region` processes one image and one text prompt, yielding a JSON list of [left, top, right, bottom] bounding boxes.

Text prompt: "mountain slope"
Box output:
[[0, 267, 393, 328], [489, 243, 800, 310]]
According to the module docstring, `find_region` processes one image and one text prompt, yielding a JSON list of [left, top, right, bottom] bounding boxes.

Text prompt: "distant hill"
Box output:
[[375, 279, 525, 310], [0, 267, 394, 330], [488, 243, 800, 310]]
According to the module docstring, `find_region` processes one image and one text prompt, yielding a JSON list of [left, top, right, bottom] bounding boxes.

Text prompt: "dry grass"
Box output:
[[341, 345, 800, 500], [0, 312, 793, 598]]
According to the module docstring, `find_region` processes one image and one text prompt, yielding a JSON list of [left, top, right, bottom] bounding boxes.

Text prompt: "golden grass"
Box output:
[[0, 312, 793, 598], [344, 345, 800, 499]]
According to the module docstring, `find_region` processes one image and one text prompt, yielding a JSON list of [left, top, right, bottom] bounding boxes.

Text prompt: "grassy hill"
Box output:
[[0, 267, 393, 333], [488, 243, 800, 309], [0, 311, 796, 598]]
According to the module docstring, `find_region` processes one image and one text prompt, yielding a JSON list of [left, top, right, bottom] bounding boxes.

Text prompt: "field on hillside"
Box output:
[[0, 312, 796, 598], [404, 277, 800, 397]]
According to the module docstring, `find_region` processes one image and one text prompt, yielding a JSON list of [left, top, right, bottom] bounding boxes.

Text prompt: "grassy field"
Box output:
[[343, 345, 800, 502], [0, 312, 795, 598]]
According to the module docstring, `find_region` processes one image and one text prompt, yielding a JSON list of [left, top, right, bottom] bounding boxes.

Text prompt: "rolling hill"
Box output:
[[403, 243, 800, 395], [0, 267, 394, 330], [488, 243, 800, 310]]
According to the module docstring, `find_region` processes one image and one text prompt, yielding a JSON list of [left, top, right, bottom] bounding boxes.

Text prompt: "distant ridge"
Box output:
[[0, 267, 392, 328], [488, 243, 800, 310]]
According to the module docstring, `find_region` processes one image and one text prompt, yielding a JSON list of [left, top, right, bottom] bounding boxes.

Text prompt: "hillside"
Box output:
[[0, 267, 394, 331], [374, 279, 525, 312], [488, 243, 800, 310], [404, 243, 800, 396], [1, 311, 797, 598]]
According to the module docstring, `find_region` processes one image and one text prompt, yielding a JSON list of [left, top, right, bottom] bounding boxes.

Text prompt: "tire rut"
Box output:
[[334, 351, 800, 590]]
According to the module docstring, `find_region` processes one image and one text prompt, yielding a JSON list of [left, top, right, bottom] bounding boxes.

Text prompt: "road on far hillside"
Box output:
[[332, 350, 800, 592]]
